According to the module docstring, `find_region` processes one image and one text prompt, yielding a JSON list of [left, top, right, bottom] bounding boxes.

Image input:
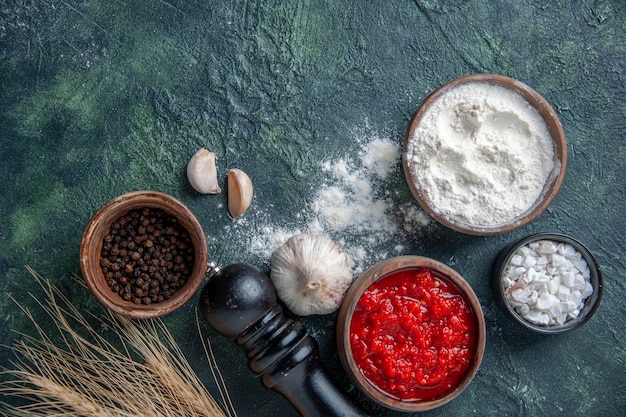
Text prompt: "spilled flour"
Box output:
[[224, 129, 431, 274]]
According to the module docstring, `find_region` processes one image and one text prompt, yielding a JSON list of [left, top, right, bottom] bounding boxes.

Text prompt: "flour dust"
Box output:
[[223, 126, 432, 275]]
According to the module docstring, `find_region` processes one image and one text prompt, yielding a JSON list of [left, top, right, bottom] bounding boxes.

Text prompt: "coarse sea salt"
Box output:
[[502, 240, 593, 326]]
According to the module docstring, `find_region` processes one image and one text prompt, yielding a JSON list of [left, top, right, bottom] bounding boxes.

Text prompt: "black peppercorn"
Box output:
[[100, 207, 195, 306]]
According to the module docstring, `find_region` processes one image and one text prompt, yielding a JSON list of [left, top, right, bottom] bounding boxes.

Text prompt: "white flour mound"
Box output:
[[406, 82, 555, 226]]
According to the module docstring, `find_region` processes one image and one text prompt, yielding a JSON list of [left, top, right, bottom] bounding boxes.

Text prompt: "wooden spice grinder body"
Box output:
[[199, 263, 370, 417]]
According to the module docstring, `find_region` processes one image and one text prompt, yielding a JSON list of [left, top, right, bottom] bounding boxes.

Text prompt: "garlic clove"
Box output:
[[270, 234, 353, 316], [187, 149, 221, 194], [227, 168, 253, 219]]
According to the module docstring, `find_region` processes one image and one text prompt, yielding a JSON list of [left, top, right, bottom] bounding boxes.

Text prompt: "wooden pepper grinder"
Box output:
[[199, 263, 370, 417]]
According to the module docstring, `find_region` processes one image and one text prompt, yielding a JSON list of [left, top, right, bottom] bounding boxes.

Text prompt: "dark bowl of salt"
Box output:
[[493, 233, 602, 334]]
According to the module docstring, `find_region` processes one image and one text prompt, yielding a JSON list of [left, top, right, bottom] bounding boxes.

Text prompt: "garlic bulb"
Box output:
[[187, 149, 221, 194], [227, 168, 253, 219], [270, 234, 353, 316]]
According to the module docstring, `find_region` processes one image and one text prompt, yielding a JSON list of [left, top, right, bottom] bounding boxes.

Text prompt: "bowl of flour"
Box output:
[[403, 74, 567, 235]]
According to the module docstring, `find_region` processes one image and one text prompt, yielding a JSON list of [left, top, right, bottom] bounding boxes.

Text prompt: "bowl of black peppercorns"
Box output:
[[80, 191, 208, 319]]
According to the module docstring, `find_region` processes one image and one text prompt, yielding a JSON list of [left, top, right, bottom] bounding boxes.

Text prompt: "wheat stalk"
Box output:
[[0, 267, 237, 417]]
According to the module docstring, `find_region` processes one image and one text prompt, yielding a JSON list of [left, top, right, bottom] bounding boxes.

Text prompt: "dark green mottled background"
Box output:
[[1, 1, 625, 416]]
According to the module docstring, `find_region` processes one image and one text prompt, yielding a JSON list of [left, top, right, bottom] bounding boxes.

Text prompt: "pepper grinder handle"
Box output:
[[199, 263, 369, 417]]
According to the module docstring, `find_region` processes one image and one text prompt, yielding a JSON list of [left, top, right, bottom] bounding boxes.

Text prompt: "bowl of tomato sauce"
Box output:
[[337, 256, 486, 412]]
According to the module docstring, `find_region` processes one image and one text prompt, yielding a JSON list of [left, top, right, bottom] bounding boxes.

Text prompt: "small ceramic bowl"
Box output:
[[337, 256, 486, 412], [493, 233, 602, 334], [80, 191, 208, 319], [402, 73, 567, 235]]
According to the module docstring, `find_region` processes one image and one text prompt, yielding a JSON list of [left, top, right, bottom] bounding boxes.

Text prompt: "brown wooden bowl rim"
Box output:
[[79, 191, 208, 319], [336, 255, 486, 412], [402, 73, 567, 236]]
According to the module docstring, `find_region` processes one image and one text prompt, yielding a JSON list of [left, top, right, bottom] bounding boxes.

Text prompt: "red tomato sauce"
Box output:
[[349, 267, 476, 402]]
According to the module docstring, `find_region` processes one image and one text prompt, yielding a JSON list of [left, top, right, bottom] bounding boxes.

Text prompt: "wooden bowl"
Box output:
[[403, 74, 567, 235], [80, 191, 208, 319], [337, 256, 486, 412]]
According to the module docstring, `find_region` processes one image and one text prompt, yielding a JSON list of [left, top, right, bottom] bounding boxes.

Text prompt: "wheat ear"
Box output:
[[0, 267, 236, 417]]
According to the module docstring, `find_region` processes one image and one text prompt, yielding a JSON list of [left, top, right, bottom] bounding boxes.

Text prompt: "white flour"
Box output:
[[406, 82, 555, 226], [225, 130, 432, 274]]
